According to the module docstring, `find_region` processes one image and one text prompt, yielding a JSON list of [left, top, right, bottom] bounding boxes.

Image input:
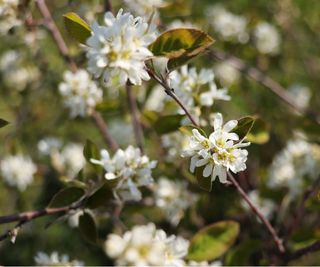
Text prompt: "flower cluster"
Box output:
[[153, 177, 198, 225], [206, 5, 249, 43], [0, 0, 21, 35], [288, 84, 311, 110], [86, 9, 157, 88], [91, 145, 157, 201], [0, 154, 37, 191], [254, 22, 281, 55], [268, 134, 320, 197], [59, 69, 103, 118], [161, 132, 189, 161], [34, 251, 84, 266], [214, 60, 240, 87], [182, 113, 250, 183]]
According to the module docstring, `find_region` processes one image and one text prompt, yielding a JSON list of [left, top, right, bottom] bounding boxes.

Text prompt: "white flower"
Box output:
[[182, 113, 250, 183], [91, 146, 157, 201], [288, 84, 311, 110], [214, 61, 240, 87], [188, 260, 222, 266], [241, 190, 276, 220], [153, 177, 197, 225], [200, 83, 231, 106], [51, 143, 86, 178], [207, 5, 249, 43], [0, 0, 21, 34], [167, 20, 198, 30], [34, 251, 84, 266], [268, 134, 320, 197], [161, 132, 190, 161], [59, 69, 103, 117], [254, 22, 281, 55], [105, 223, 189, 266], [37, 137, 62, 156], [0, 154, 37, 191], [86, 9, 157, 87], [124, 0, 167, 18]]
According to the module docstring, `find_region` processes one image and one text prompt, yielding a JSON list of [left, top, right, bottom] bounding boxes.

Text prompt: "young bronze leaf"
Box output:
[[188, 221, 240, 261], [63, 12, 91, 44]]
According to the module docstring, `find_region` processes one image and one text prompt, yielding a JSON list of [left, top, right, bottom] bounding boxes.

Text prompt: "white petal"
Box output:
[[223, 120, 238, 132], [203, 163, 213, 177]]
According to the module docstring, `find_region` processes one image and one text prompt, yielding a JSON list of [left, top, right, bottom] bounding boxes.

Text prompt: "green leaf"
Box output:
[[85, 181, 116, 209], [225, 240, 261, 265], [48, 187, 85, 208], [195, 166, 212, 192], [154, 114, 184, 134], [149, 28, 214, 70], [83, 139, 99, 162], [179, 124, 207, 137], [79, 211, 97, 244], [188, 221, 240, 261], [0, 118, 9, 129], [234, 116, 256, 140], [247, 118, 269, 144], [63, 12, 91, 44]]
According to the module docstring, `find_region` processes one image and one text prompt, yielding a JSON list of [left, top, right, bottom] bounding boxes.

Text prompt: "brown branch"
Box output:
[[104, 0, 112, 13], [209, 48, 320, 124], [126, 84, 145, 153], [147, 69, 199, 126], [0, 205, 79, 242], [286, 240, 320, 263], [35, 0, 119, 151], [91, 111, 119, 152], [228, 172, 285, 253]]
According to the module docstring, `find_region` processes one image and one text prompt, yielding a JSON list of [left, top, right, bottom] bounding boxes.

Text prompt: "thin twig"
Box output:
[[285, 240, 320, 263], [91, 111, 118, 152], [0, 205, 80, 242], [35, 0, 119, 151], [147, 69, 199, 126], [126, 84, 145, 153], [228, 172, 285, 253], [209, 48, 320, 124]]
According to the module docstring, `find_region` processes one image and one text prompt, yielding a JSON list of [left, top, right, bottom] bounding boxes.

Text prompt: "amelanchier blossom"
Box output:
[[59, 69, 103, 118], [0, 154, 37, 191], [268, 134, 320, 197], [86, 9, 158, 88], [214, 61, 240, 87], [104, 223, 189, 266], [161, 132, 189, 161], [34, 251, 84, 266], [288, 84, 311, 110], [153, 177, 198, 225], [254, 22, 281, 55], [206, 5, 249, 43], [124, 0, 167, 18], [0, 0, 21, 35], [182, 113, 250, 183], [91, 145, 157, 201]]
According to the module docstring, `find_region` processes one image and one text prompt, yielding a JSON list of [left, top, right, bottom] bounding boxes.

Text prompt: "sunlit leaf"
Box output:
[[149, 28, 214, 70], [188, 221, 240, 261], [63, 12, 91, 44], [79, 212, 97, 244], [48, 187, 85, 208]]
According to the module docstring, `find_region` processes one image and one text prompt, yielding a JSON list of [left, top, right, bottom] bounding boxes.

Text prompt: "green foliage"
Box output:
[[154, 114, 184, 134], [48, 187, 85, 208], [79, 212, 98, 244], [225, 240, 261, 265], [85, 181, 116, 209], [149, 28, 214, 70], [188, 221, 240, 261], [195, 166, 212, 192], [247, 118, 270, 144], [83, 139, 99, 162], [234, 116, 256, 141], [63, 12, 92, 44], [179, 124, 207, 137]]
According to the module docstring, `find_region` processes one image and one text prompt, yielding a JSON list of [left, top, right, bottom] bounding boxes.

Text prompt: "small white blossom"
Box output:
[[182, 113, 250, 183], [105, 223, 189, 266], [51, 143, 86, 178], [124, 0, 167, 18], [86, 9, 157, 87], [241, 190, 276, 220], [153, 177, 197, 225], [288, 84, 311, 110], [200, 83, 231, 106], [268, 134, 320, 197], [0, 154, 37, 191], [214, 61, 240, 87], [34, 251, 84, 266], [161, 132, 189, 161], [254, 22, 281, 55], [207, 5, 249, 43], [91, 146, 157, 201], [37, 137, 62, 156], [59, 69, 103, 117], [0, 0, 21, 34], [167, 20, 198, 30]]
